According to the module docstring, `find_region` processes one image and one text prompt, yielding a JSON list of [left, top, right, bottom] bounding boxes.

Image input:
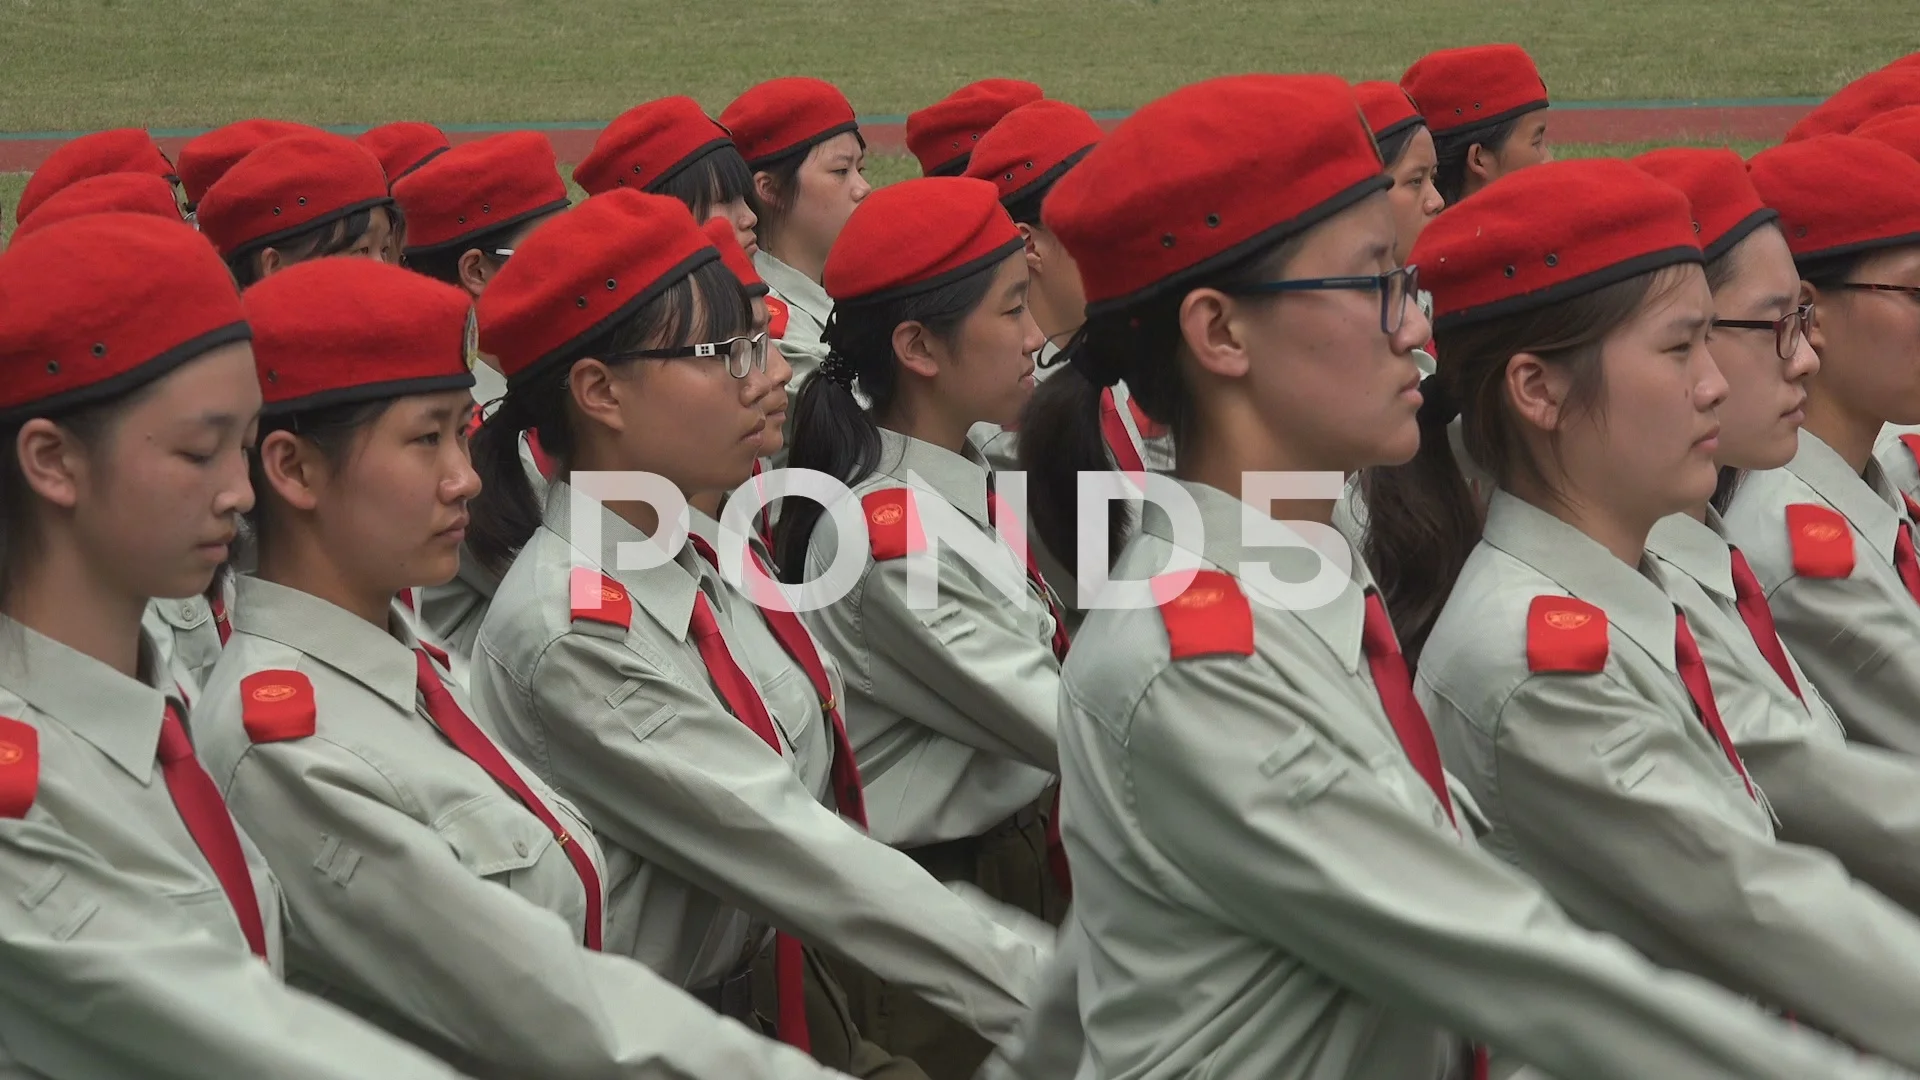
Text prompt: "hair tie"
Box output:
[[819, 351, 859, 389], [1416, 371, 1459, 426]]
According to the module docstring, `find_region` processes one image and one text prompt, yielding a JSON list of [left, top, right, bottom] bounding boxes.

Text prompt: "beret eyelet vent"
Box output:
[[1503, 265, 1516, 278], [45, 361, 58, 374], [297, 196, 307, 206], [1544, 253, 1559, 267], [576, 296, 588, 309], [1161, 233, 1177, 248], [1205, 214, 1221, 228], [605, 278, 617, 290], [90, 342, 107, 357]]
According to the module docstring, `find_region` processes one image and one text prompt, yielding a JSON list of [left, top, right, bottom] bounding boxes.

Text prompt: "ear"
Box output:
[[1503, 351, 1566, 433], [1465, 141, 1498, 186], [457, 248, 492, 297], [568, 358, 629, 436], [1176, 287, 1251, 380], [257, 247, 286, 279], [752, 170, 781, 207], [1018, 222, 1043, 274], [1801, 280, 1830, 356], [14, 419, 87, 509], [892, 320, 942, 380], [257, 429, 325, 514]]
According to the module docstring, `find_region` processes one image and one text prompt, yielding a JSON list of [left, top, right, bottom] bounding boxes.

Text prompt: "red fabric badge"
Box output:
[[1151, 570, 1255, 660], [569, 567, 634, 629], [0, 717, 39, 819], [1785, 503, 1855, 579], [862, 489, 927, 561], [764, 294, 791, 341], [1525, 596, 1608, 674], [240, 670, 318, 743]]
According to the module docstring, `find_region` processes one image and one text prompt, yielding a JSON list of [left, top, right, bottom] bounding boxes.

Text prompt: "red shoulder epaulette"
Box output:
[[569, 567, 633, 629], [764, 295, 791, 341], [0, 716, 39, 818], [1151, 570, 1254, 660], [1784, 503, 1854, 579], [1525, 596, 1608, 674], [241, 670, 317, 743], [862, 489, 926, 561]]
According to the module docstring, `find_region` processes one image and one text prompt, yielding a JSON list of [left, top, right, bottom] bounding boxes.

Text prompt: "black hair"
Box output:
[[226, 202, 406, 289], [748, 131, 869, 247], [771, 263, 1002, 582], [242, 399, 396, 554], [653, 145, 756, 221], [402, 212, 556, 288], [1431, 117, 1521, 206], [466, 258, 750, 577], [1796, 249, 1869, 291], [1376, 123, 1425, 171]]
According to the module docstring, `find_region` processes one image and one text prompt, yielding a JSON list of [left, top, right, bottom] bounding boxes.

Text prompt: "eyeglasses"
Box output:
[[1712, 302, 1813, 362], [1834, 282, 1920, 303], [603, 332, 771, 379], [487, 247, 514, 262], [1225, 264, 1420, 335]]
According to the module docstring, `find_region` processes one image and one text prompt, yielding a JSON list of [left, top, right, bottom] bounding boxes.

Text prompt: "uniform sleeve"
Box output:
[[1122, 657, 1908, 1080], [1485, 667, 1920, 1068], [1767, 574, 1920, 757], [857, 556, 1061, 772], [0, 815, 473, 1080], [226, 738, 852, 1080], [527, 632, 1047, 1044], [971, 910, 1085, 1080]]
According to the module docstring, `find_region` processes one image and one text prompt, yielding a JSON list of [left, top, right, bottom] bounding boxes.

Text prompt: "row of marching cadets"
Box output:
[[13, 40, 1920, 1080]]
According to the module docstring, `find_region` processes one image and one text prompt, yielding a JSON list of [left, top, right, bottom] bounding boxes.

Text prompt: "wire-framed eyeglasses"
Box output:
[[1224, 264, 1420, 335], [1711, 302, 1813, 362]]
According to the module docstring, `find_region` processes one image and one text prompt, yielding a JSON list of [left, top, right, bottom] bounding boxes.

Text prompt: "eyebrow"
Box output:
[[1668, 313, 1712, 335], [1005, 278, 1031, 303]]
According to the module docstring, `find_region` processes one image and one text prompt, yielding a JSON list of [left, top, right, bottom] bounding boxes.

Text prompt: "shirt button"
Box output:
[[182, 599, 205, 622], [514, 839, 529, 857]]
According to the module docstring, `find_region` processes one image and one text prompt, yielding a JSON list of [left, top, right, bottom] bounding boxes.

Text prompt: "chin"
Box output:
[[1372, 421, 1423, 469], [417, 553, 463, 589]]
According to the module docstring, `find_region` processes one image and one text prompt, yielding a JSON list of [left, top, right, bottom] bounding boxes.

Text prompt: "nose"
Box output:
[[447, 442, 483, 502], [851, 172, 873, 203], [1392, 294, 1432, 354], [1694, 341, 1729, 411], [767, 338, 793, 390], [1787, 318, 1821, 382], [218, 445, 256, 518], [735, 201, 758, 235], [1020, 308, 1046, 357], [1423, 179, 1446, 217]]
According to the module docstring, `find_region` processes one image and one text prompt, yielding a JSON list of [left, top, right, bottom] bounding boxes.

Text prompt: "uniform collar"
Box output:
[[1481, 490, 1679, 672], [1786, 430, 1906, 564], [1646, 509, 1735, 602], [0, 614, 173, 779], [1137, 478, 1369, 674], [545, 480, 705, 641], [230, 576, 420, 712], [875, 428, 994, 530], [753, 251, 832, 327]]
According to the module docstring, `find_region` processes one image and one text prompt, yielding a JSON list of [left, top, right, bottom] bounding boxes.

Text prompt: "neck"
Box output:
[[1509, 475, 1650, 567], [256, 533, 395, 630], [1801, 388, 1882, 476], [766, 229, 827, 286], [878, 392, 974, 458], [3, 543, 159, 679], [688, 491, 723, 519], [1684, 500, 1710, 524], [1179, 426, 1335, 527]]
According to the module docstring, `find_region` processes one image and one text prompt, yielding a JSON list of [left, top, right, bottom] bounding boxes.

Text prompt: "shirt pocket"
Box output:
[[436, 795, 554, 880]]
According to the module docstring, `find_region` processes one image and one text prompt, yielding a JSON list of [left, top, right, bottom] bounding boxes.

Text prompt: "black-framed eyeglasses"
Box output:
[[603, 332, 771, 379], [1224, 264, 1419, 335], [1834, 282, 1920, 302], [1712, 302, 1812, 362]]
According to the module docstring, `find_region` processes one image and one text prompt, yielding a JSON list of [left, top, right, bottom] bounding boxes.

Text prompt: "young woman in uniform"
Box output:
[[1843, 109, 1920, 502], [196, 130, 402, 289], [1724, 136, 1920, 759], [463, 190, 1048, 1076], [905, 79, 1044, 177], [1399, 44, 1551, 206], [1019, 73, 1916, 1080], [1363, 155, 1920, 1068], [14, 127, 176, 226], [0, 213, 478, 1080], [190, 255, 854, 1080], [574, 96, 759, 254], [1356, 81, 1445, 267]]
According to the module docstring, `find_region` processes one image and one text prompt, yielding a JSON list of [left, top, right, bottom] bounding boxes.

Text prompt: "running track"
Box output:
[[0, 99, 1818, 172]]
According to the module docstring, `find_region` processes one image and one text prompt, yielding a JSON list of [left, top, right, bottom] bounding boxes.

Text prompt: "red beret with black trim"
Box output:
[[1412, 158, 1702, 332], [197, 132, 393, 259], [394, 131, 570, 253], [245, 258, 473, 415], [477, 189, 720, 385], [1354, 81, 1425, 145], [17, 129, 176, 224], [1401, 44, 1549, 138], [357, 121, 451, 183], [1631, 148, 1778, 262], [702, 217, 769, 297], [721, 78, 860, 169], [1046, 74, 1389, 312], [1749, 135, 1920, 264], [177, 119, 323, 207], [1852, 104, 1920, 161], [0, 214, 249, 421], [1786, 67, 1920, 141], [14, 173, 182, 243], [574, 97, 734, 197], [964, 99, 1104, 209], [824, 177, 1022, 306], [907, 79, 1044, 177]]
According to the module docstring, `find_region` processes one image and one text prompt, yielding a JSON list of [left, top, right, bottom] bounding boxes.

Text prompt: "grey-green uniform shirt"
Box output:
[[1724, 431, 1920, 757], [799, 430, 1061, 848], [470, 482, 1047, 1044], [194, 577, 843, 1080], [143, 572, 234, 698], [756, 251, 830, 399], [1062, 480, 1903, 1080], [0, 616, 473, 1080], [1874, 423, 1920, 502], [1421, 490, 1920, 1068]]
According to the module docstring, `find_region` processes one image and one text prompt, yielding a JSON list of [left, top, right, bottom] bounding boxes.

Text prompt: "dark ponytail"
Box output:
[[1431, 118, 1520, 207]]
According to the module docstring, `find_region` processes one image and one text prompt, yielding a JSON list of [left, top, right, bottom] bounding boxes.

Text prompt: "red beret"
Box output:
[[1631, 148, 1778, 261], [824, 178, 1021, 306], [16, 129, 175, 224], [245, 257, 473, 414], [702, 216, 768, 297], [1786, 68, 1920, 141], [1354, 80, 1425, 145], [357, 121, 450, 183], [1400, 44, 1549, 138], [0, 214, 248, 421], [1748, 135, 1920, 264], [1046, 75, 1388, 312], [721, 77, 860, 168], [393, 131, 569, 253], [177, 119, 322, 207], [574, 97, 734, 197], [907, 79, 1044, 177], [197, 132, 393, 259], [1412, 159, 1701, 332], [477, 189, 720, 385], [14, 173, 181, 244], [963, 100, 1104, 209], [1851, 104, 1920, 161]]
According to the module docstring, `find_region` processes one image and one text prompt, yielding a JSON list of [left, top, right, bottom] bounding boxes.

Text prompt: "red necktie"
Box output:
[[1897, 496, 1920, 606], [1098, 387, 1148, 474], [157, 703, 269, 958], [686, 592, 810, 1054], [1358, 591, 1456, 824], [1726, 547, 1803, 703], [413, 650, 604, 950], [208, 586, 232, 647], [1672, 612, 1759, 804]]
